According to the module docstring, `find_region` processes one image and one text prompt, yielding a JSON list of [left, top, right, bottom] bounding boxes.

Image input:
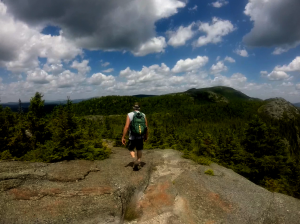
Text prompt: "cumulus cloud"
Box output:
[[54, 70, 86, 88], [194, 17, 236, 47], [211, 73, 247, 87], [274, 56, 300, 72], [260, 71, 268, 77], [120, 63, 171, 82], [210, 61, 228, 75], [224, 56, 235, 63], [2, 55, 300, 103], [101, 62, 110, 67], [102, 68, 114, 73], [87, 73, 115, 86], [132, 37, 167, 56], [281, 82, 294, 87], [172, 56, 209, 73], [71, 60, 91, 75], [0, 2, 82, 73], [267, 71, 289, 81], [4, 0, 185, 51], [243, 0, 300, 53], [43, 63, 64, 76], [234, 48, 249, 57], [26, 60, 90, 90], [167, 23, 196, 47], [211, 0, 229, 8], [26, 69, 54, 84]]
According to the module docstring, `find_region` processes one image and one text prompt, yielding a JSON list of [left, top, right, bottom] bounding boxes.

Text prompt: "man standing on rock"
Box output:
[[122, 102, 148, 169]]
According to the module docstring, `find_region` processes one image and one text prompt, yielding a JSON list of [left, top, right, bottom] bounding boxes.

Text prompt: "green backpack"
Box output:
[[130, 111, 147, 136]]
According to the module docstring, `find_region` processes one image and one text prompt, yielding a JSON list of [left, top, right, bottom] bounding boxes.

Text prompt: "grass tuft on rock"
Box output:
[[205, 169, 214, 176]]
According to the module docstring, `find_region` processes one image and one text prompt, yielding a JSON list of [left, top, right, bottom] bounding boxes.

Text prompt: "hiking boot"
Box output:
[[133, 160, 138, 168]]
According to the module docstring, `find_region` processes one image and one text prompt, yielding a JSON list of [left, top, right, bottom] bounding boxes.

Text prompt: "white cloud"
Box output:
[[26, 69, 54, 84], [272, 42, 300, 55], [281, 82, 294, 87], [71, 60, 91, 75], [216, 56, 221, 61], [132, 37, 167, 56], [188, 5, 198, 11], [102, 68, 114, 73], [210, 73, 247, 87], [224, 56, 235, 63], [260, 71, 268, 77], [87, 73, 115, 86], [4, 0, 185, 52], [267, 71, 289, 81], [210, 61, 228, 75], [172, 56, 209, 73], [211, 0, 229, 8], [234, 48, 249, 57], [0, 2, 81, 73], [169, 76, 185, 84], [296, 84, 300, 90], [43, 63, 64, 76], [120, 63, 171, 83], [194, 17, 235, 47], [274, 56, 300, 72], [53, 70, 86, 88], [152, 0, 186, 18], [101, 62, 110, 67], [167, 23, 195, 47]]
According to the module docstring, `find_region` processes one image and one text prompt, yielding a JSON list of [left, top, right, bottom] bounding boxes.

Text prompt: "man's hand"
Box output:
[[122, 137, 126, 145]]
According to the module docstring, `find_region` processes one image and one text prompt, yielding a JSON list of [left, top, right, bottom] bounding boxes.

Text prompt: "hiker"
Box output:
[[122, 102, 148, 168]]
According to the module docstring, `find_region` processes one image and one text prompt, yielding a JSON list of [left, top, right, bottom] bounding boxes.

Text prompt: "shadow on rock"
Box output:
[[125, 162, 146, 171]]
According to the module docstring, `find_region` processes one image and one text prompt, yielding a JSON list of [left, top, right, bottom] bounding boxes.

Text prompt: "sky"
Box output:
[[0, 0, 300, 103]]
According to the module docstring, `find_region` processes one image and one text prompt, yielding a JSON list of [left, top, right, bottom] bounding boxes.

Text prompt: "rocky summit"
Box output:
[[258, 97, 300, 120], [1, 148, 300, 224]]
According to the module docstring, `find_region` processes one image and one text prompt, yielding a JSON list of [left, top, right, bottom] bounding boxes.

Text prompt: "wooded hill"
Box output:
[[1, 86, 300, 199]]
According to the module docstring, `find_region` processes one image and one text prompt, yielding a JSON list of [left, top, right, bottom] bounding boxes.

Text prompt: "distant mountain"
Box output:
[[132, 94, 157, 98], [1, 99, 87, 112], [293, 103, 300, 108], [181, 86, 262, 103]]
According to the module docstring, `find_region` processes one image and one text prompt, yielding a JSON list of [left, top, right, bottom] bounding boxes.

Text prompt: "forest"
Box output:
[[1, 87, 300, 199]]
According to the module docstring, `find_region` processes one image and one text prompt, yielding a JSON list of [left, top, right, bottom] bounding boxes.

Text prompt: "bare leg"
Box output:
[[137, 150, 142, 162], [130, 151, 136, 159]]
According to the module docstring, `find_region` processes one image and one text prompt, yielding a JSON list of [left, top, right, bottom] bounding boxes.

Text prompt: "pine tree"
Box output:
[[26, 92, 47, 150], [242, 115, 288, 185], [18, 99, 23, 115]]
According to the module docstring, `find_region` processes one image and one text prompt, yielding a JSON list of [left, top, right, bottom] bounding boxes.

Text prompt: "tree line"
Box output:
[[1, 92, 300, 199]]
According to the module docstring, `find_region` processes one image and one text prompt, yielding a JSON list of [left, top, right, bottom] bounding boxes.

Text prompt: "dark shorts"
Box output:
[[128, 139, 144, 151]]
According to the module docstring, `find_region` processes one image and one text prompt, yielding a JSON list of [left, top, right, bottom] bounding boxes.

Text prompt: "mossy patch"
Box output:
[[205, 169, 214, 176]]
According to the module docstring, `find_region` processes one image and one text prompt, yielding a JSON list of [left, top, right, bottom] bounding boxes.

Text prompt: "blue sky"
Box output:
[[0, 0, 300, 103]]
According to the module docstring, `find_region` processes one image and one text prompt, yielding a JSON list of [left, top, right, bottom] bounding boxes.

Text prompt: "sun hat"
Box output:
[[133, 102, 140, 110]]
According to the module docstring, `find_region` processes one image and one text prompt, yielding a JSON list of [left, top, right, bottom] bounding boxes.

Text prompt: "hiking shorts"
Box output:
[[128, 139, 144, 151]]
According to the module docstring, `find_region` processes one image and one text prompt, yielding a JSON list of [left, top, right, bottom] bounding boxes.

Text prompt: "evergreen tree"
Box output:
[[18, 99, 23, 115], [26, 92, 47, 150], [242, 116, 288, 186]]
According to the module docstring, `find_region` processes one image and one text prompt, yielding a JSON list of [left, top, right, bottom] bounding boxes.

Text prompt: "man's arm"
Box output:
[[144, 116, 149, 141], [122, 115, 130, 145]]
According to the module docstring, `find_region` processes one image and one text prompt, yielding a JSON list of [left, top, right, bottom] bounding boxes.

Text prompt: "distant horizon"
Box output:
[[1, 86, 299, 104]]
